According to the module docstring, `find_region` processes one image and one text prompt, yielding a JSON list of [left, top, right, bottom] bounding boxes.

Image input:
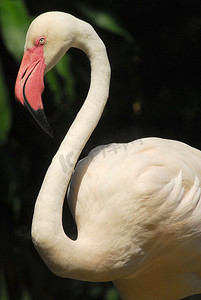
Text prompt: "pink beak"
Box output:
[[15, 45, 53, 137]]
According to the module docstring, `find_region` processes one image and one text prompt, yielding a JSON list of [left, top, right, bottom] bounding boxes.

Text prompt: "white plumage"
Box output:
[[69, 138, 201, 299], [15, 11, 201, 300]]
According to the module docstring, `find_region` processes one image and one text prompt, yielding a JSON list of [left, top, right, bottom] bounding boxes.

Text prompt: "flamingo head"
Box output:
[[15, 12, 75, 137]]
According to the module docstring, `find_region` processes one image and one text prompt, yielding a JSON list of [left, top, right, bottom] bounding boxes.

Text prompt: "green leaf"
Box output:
[[0, 60, 11, 144], [0, 270, 9, 300], [105, 287, 119, 300], [77, 4, 133, 42], [0, 0, 30, 61], [45, 54, 75, 107], [45, 70, 62, 105], [22, 289, 31, 300], [55, 54, 75, 101]]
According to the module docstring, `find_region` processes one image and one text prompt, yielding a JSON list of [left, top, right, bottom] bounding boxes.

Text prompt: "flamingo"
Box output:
[[15, 11, 201, 300]]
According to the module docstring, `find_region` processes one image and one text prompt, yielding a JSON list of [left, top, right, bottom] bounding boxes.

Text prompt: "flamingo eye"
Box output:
[[37, 37, 46, 46]]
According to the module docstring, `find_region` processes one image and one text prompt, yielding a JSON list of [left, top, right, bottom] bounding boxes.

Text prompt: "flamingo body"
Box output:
[[15, 12, 201, 300], [69, 137, 201, 299]]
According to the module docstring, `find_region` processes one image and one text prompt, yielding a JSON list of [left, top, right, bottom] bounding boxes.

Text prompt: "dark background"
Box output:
[[1, 0, 201, 299]]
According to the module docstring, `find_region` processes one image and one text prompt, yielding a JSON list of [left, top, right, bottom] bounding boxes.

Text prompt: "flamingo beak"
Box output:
[[15, 46, 53, 138]]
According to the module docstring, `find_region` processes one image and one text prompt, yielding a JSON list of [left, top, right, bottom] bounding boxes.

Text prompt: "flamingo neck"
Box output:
[[31, 21, 111, 279]]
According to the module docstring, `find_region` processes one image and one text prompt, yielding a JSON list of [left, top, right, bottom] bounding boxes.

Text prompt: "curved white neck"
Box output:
[[31, 20, 111, 280]]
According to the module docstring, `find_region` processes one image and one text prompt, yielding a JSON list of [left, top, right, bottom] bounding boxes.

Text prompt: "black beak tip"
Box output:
[[18, 79, 54, 138], [19, 98, 54, 138], [31, 108, 54, 138]]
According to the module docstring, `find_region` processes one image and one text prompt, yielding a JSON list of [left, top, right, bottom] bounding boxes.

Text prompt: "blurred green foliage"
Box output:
[[0, 0, 30, 60], [1, 0, 201, 299], [77, 3, 133, 42], [0, 60, 11, 144]]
